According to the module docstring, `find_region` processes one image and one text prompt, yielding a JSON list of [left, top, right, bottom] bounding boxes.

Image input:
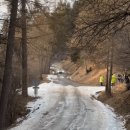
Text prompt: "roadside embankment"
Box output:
[[62, 59, 106, 85], [98, 84, 130, 130], [62, 59, 130, 129]]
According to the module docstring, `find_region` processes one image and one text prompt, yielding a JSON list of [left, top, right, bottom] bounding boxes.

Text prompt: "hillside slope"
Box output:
[[62, 59, 130, 130], [62, 60, 106, 86], [98, 85, 130, 130]]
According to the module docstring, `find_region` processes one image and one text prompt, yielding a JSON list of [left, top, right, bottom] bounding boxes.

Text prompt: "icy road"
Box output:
[[9, 75, 126, 130]]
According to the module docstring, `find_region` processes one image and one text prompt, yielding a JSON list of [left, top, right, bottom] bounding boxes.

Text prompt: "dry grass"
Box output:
[[7, 95, 36, 128], [98, 84, 130, 130], [14, 95, 35, 117], [41, 74, 50, 83], [71, 66, 106, 85]]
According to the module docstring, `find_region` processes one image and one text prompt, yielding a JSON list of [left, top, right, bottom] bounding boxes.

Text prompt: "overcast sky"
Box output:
[[0, 0, 8, 30], [0, 0, 8, 16], [0, 0, 76, 30], [0, 0, 75, 17]]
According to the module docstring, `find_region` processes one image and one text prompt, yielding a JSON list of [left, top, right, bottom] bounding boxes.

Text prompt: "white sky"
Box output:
[[0, 0, 8, 30], [0, 0, 75, 30], [0, 0, 8, 17]]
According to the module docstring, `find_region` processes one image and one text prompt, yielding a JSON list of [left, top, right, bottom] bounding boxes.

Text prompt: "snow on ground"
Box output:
[[77, 86, 105, 97], [10, 81, 64, 130], [78, 87, 126, 130], [8, 75, 126, 130], [47, 75, 58, 82]]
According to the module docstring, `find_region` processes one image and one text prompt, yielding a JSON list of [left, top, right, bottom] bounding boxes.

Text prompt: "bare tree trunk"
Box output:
[[44, 56, 50, 74], [21, 0, 28, 97], [41, 56, 44, 74], [44, 49, 51, 74], [42, 48, 50, 74], [47, 56, 51, 74], [0, 0, 18, 129], [105, 49, 109, 94], [39, 56, 42, 75], [39, 55, 44, 76], [84, 59, 87, 74], [105, 43, 113, 96], [108, 45, 113, 96], [40, 56, 46, 74]]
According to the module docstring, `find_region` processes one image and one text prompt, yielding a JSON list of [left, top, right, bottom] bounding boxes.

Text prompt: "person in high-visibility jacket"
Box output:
[[111, 74, 117, 86], [99, 75, 104, 86]]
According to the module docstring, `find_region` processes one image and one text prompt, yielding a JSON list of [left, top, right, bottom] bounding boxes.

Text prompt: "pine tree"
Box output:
[[21, 0, 28, 97], [0, 0, 18, 129]]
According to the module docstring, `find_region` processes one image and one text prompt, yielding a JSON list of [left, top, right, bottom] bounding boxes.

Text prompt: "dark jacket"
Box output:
[[125, 76, 130, 84]]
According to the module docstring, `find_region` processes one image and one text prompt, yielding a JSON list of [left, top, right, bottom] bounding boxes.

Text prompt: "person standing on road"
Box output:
[[99, 75, 104, 86]]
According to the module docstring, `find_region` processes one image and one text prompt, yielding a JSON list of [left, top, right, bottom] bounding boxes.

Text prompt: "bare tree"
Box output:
[[74, 0, 130, 47], [107, 43, 113, 96], [71, 0, 130, 96], [0, 0, 18, 129], [21, 0, 28, 97]]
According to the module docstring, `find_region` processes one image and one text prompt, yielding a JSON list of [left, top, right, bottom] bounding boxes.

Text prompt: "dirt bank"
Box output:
[[62, 59, 106, 85], [98, 84, 130, 130]]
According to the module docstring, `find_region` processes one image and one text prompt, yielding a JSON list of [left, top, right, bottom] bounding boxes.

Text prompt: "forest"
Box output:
[[0, 0, 130, 130]]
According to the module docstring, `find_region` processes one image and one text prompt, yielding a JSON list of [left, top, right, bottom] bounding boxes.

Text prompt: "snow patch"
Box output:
[[8, 79, 126, 130]]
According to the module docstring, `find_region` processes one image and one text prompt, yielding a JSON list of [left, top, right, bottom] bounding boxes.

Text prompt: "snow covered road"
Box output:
[[9, 75, 126, 130]]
